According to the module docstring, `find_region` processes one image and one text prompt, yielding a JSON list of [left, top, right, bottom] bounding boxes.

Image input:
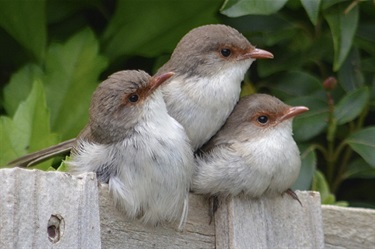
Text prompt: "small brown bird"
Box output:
[[157, 24, 274, 150], [193, 94, 308, 204], [68, 70, 194, 229]]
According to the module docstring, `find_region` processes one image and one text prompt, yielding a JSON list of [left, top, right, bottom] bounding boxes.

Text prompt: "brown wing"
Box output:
[[71, 124, 97, 156]]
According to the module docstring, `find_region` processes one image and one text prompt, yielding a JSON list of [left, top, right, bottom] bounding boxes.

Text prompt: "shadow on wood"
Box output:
[[99, 185, 215, 249]]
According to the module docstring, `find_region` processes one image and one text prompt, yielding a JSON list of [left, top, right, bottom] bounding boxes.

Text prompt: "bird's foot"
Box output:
[[284, 188, 303, 206]]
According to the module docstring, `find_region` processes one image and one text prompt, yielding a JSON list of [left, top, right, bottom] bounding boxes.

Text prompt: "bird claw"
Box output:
[[284, 188, 303, 206]]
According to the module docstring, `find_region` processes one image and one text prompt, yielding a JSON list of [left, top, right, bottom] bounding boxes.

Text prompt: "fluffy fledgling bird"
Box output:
[[68, 70, 194, 229], [157, 24, 274, 150], [192, 94, 308, 201], [8, 24, 273, 167]]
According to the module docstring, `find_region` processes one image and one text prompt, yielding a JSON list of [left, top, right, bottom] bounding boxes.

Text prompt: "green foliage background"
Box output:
[[0, 0, 374, 208]]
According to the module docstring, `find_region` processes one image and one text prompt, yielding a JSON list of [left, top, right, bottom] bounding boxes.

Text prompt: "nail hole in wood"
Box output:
[[47, 214, 64, 243]]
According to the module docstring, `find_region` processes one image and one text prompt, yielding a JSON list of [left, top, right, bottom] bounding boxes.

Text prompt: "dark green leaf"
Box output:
[[346, 126, 375, 167], [223, 14, 300, 53], [338, 48, 365, 92], [257, 32, 333, 77], [44, 28, 108, 139], [221, 0, 288, 17], [46, 0, 101, 24], [0, 0, 46, 61], [344, 158, 375, 179], [288, 96, 329, 141], [334, 87, 369, 125], [324, 3, 359, 71], [357, 21, 375, 44], [361, 58, 375, 74], [0, 81, 59, 169], [322, 0, 349, 10], [301, 0, 321, 25], [102, 0, 221, 60], [292, 144, 317, 190], [257, 53, 301, 78], [348, 201, 375, 209], [223, 14, 293, 35], [270, 71, 323, 99]]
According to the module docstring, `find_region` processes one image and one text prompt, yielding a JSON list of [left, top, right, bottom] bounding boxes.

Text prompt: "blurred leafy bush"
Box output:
[[0, 0, 374, 208]]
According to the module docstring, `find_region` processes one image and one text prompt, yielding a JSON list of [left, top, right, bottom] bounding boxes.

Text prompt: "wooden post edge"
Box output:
[[0, 168, 100, 249], [214, 191, 325, 249]]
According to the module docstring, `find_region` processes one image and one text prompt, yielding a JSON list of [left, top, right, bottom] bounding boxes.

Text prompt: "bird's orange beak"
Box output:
[[241, 48, 274, 60], [149, 72, 175, 92], [279, 106, 309, 122]]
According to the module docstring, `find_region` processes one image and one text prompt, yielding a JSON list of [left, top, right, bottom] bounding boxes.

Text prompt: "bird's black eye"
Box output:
[[128, 94, 139, 102], [257, 115, 268, 124], [221, 48, 231, 57]]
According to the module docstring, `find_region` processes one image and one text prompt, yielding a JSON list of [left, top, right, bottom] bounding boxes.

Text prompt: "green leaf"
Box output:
[[223, 14, 296, 47], [362, 57, 375, 74], [357, 20, 375, 45], [0, 81, 59, 169], [293, 144, 317, 190], [221, 0, 288, 17], [56, 156, 70, 172], [0, 117, 18, 167], [288, 96, 329, 141], [324, 3, 359, 71], [346, 127, 375, 167], [44, 28, 108, 139], [312, 170, 337, 204], [46, 0, 100, 24], [334, 87, 369, 125], [338, 48, 365, 92], [300, 0, 321, 25], [3, 64, 44, 116], [2, 29, 108, 140], [270, 71, 323, 100], [321, 0, 349, 10], [344, 158, 375, 179], [257, 32, 333, 77], [0, 0, 46, 61], [102, 0, 221, 60]]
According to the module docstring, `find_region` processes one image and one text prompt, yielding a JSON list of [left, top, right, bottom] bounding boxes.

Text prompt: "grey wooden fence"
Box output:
[[1, 168, 374, 248]]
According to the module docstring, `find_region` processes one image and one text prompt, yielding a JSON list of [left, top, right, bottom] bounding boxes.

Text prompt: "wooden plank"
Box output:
[[215, 191, 325, 249], [0, 168, 101, 249], [322, 205, 375, 249], [99, 185, 215, 249], [9, 168, 374, 249]]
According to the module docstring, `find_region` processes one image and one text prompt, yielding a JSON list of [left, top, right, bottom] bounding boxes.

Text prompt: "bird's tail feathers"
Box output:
[[7, 139, 75, 167]]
